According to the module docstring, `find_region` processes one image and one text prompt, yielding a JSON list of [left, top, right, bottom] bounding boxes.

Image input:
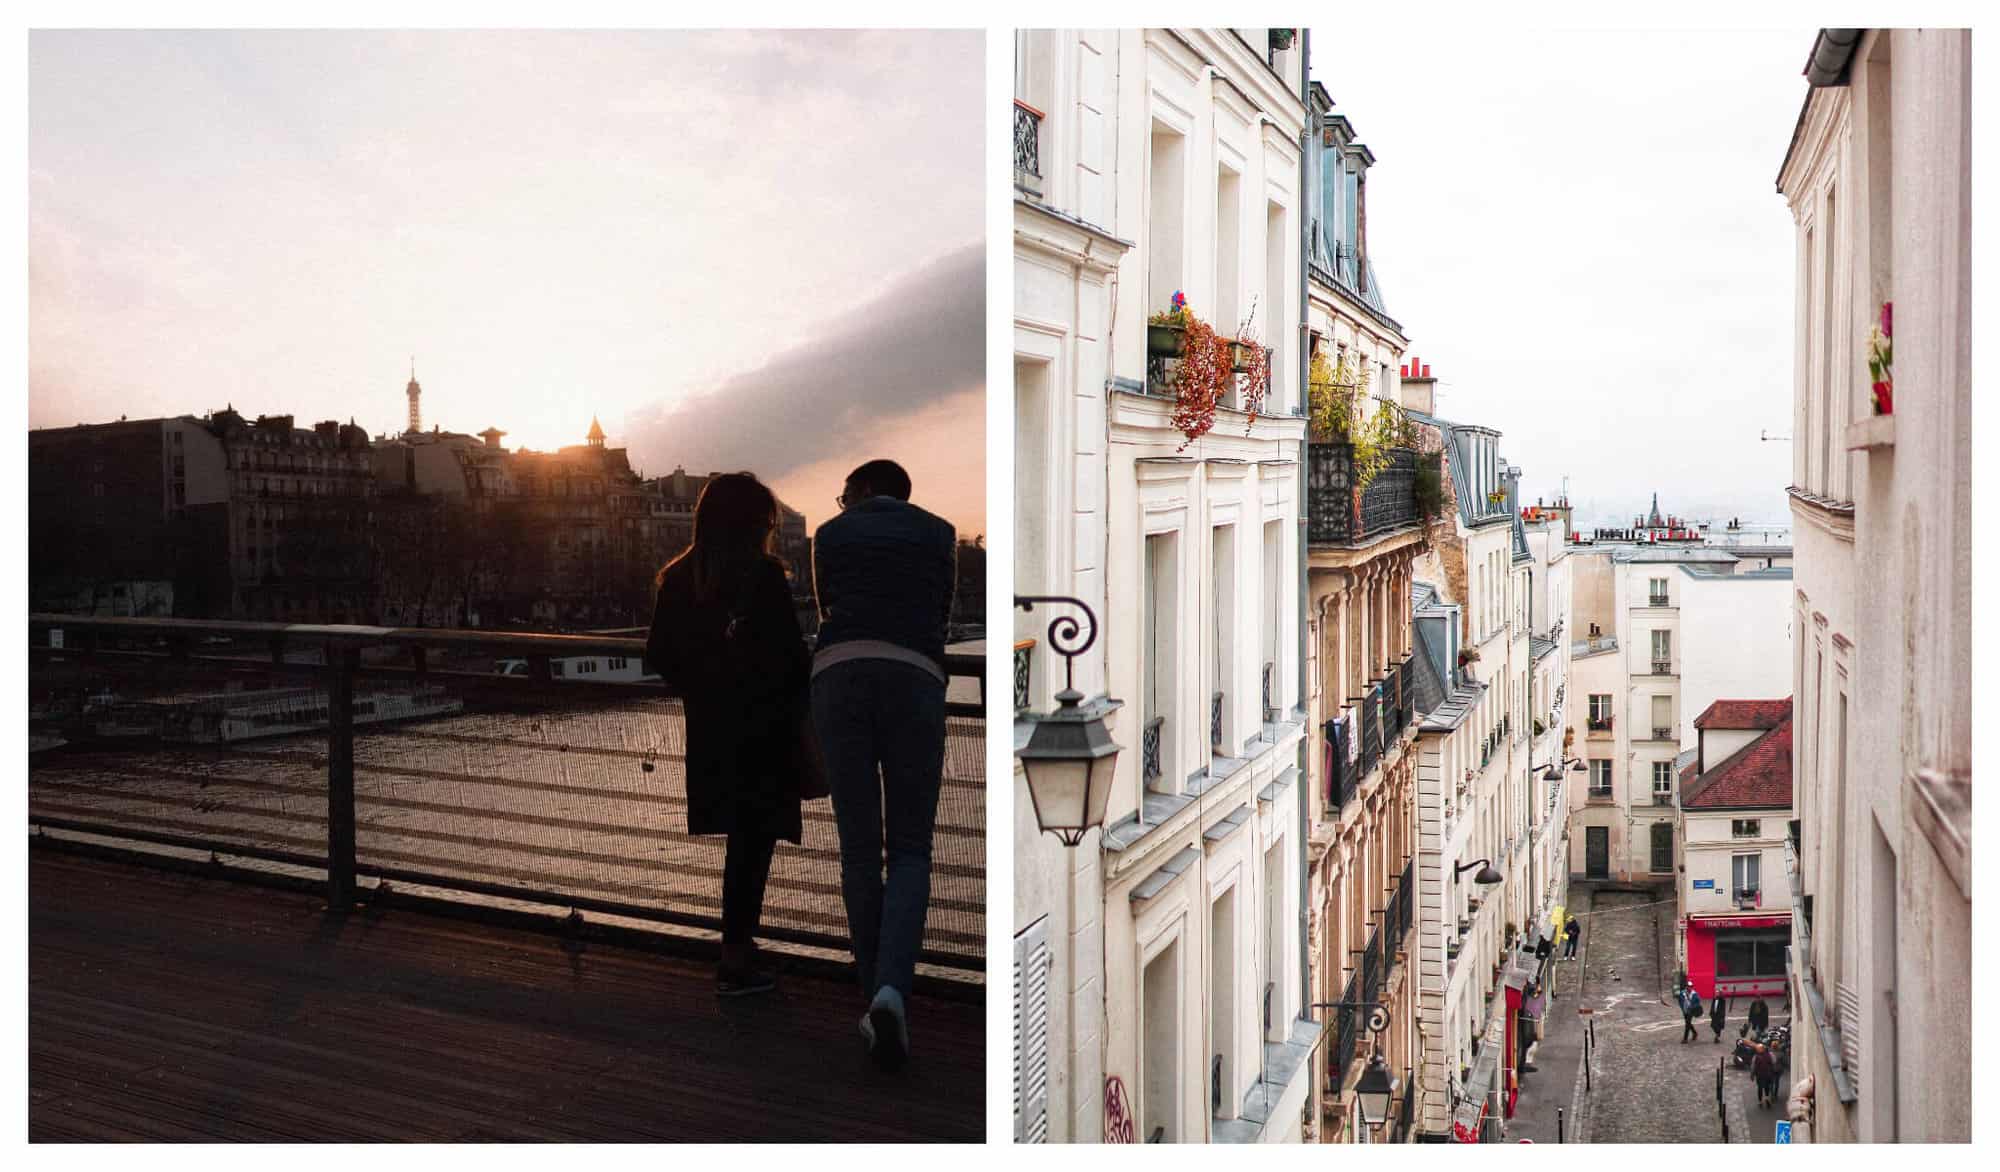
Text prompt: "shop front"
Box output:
[[1683, 913, 1791, 1000]]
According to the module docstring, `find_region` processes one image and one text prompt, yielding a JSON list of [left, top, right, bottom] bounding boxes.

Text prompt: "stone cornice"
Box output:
[[1787, 485, 1856, 543]]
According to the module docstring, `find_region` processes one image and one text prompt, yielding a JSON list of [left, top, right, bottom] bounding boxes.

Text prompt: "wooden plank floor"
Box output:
[[29, 849, 985, 1141]]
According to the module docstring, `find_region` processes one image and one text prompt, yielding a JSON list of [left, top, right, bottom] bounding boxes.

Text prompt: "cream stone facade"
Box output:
[[1012, 27, 1315, 1144], [1775, 27, 1970, 1144]]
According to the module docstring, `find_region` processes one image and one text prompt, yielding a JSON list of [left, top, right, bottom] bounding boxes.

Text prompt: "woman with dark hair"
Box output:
[[644, 472, 810, 996]]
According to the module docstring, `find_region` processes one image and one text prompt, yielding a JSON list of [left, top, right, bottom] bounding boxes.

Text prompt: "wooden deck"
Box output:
[[29, 848, 984, 1141]]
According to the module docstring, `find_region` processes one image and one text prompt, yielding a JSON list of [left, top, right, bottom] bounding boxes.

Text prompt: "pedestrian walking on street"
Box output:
[[1710, 992, 1728, 1043], [811, 458, 957, 1072], [1748, 997, 1770, 1035], [644, 472, 812, 999], [1751, 1041, 1780, 1107], [1564, 916, 1581, 959], [1678, 982, 1701, 1043]]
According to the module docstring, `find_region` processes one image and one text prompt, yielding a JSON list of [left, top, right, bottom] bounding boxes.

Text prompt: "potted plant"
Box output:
[[1486, 488, 1507, 506], [1148, 291, 1192, 357], [1168, 310, 1231, 449], [1457, 647, 1480, 667], [1867, 300, 1893, 414], [1269, 28, 1296, 52], [1233, 300, 1274, 426]]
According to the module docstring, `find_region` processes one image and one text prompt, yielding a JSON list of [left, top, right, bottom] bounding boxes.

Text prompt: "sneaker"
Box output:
[[863, 985, 909, 1071], [716, 967, 777, 997]]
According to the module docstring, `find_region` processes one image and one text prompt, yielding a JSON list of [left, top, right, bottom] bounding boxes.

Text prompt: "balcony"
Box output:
[[1734, 889, 1762, 910], [1013, 99, 1043, 196], [1653, 791, 1675, 807], [1651, 725, 1675, 742], [1648, 594, 1671, 608], [1306, 442, 1419, 547], [1651, 660, 1674, 676], [1013, 637, 1034, 714]]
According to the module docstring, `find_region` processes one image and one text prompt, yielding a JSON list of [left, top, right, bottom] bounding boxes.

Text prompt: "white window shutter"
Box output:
[[1014, 918, 1053, 1143], [1836, 980, 1862, 1095]]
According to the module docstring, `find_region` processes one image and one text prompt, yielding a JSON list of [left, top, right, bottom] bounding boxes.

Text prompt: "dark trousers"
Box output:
[[721, 831, 777, 961], [1682, 1014, 1698, 1042], [812, 659, 947, 999], [1564, 934, 1579, 958]]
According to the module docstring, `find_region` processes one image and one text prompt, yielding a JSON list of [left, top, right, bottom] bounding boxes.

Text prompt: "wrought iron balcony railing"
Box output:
[[1143, 715, 1165, 788], [1652, 660, 1674, 676], [1306, 443, 1420, 546], [1261, 660, 1276, 724], [1649, 594, 1671, 608], [1652, 725, 1675, 741], [1211, 691, 1224, 754], [1013, 99, 1043, 195], [1014, 638, 1034, 714]]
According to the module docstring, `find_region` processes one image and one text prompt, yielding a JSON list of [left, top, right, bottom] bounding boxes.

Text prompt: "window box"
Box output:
[[1844, 414, 1895, 451], [1147, 322, 1187, 357]]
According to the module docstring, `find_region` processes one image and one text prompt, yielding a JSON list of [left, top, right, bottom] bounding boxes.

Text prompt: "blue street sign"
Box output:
[[1776, 1120, 1792, 1144], [1693, 879, 1715, 890]]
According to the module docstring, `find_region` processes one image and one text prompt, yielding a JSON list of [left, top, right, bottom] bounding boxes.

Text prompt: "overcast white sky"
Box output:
[[1309, 26, 1811, 528], [30, 30, 985, 534]]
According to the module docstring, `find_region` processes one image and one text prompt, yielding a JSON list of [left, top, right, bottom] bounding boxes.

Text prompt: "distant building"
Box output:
[[204, 409, 376, 621], [1675, 698, 1794, 1002], [28, 415, 230, 615], [1564, 541, 1792, 883]]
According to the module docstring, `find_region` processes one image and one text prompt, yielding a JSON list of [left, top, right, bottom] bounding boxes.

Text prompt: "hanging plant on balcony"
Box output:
[[1457, 647, 1481, 667], [1168, 311, 1231, 450], [1147, 290, 1192, 357], [1486, 489, 1507, 506], [1234, 300, 1273, 428], [1867, 300, 1893, 414]]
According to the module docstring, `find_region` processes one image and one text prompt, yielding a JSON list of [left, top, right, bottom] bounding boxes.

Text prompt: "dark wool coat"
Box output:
[[644, 555, 808, 843]]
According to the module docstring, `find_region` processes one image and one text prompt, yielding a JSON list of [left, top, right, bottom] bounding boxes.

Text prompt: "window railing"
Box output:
[[1358, 685, 1382, 779], [1013, 99, 1043, 194], [1329, 968, 1362, 1092], [1649, 593, 1670, 608], [1651, 660, 1674, 676], [1211, 691, 1224, 754], [1014, 638, 1034, 714], [1653, 791, 1675, 806], [1587, 714, 1613, 732], [1652, 725, 1674, 741], [1143, 715, 1164, 788], [1735, 888, 1762, 910], [1587, 784, 1613, 801], [1261, 660, 1276, 724]]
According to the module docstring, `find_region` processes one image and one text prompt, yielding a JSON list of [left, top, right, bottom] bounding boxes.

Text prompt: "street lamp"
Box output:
[[1539, 756, 1589, 783], [1455, 858, 1504, 885], [1354, 1052, 1401, 1132], [1015, 595, 1121, 847]]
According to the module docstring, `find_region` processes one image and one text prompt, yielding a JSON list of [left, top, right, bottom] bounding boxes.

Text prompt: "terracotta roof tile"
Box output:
[[1694, 697, 1794, 731], [1682, 712, 1794, 810]]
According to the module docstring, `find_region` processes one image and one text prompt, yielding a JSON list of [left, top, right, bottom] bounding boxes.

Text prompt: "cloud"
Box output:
[[622, 240, 983, 490]]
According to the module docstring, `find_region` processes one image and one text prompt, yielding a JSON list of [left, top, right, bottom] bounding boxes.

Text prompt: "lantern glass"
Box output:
[[1019, 696, 1121, 845], [1355, 1057, 1398, 1128]]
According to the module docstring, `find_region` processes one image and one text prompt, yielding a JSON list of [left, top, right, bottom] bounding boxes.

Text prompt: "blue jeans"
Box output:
[[811, 659, 946, 999]]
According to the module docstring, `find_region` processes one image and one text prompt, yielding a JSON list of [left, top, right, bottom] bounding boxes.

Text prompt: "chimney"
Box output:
[[1400, 356, 1436, 415]]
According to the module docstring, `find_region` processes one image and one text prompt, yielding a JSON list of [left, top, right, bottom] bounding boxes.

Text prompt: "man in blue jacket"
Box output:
[[811, 458, 956, 1071]]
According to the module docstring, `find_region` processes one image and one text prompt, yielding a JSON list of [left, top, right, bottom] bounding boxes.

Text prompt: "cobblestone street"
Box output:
[[1560, 883, 1774, 1144]]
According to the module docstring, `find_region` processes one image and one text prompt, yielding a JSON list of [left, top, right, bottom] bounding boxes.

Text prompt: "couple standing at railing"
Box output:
[[642, 459, 955, 1073]]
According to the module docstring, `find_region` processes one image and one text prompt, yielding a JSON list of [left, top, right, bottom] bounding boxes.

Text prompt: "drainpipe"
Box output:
[[1295, 25, 1314, 1038]]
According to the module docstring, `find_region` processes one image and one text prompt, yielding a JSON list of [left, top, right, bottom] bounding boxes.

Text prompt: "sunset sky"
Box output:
[[29, 30, 985, 534]]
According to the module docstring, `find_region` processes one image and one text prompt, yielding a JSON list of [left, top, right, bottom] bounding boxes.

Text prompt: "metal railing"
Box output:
[[1325, 716, 1358, 811], [1359, 923, 1382, 1008], [1649, 594, 1671, 608], [1652, 660, 1674, 676], [1143, 715, 1165, 787], [1306, 443, 1420, 546], [28, 613, 986, 975], [1329, 968, 1362, 1091], [1587, 714, 1614, 732], [1014, 638, 1034, 713], [1013, 99, 1043, 193], [1652, 726, 1674, 741], [1358, 683, 1382, 779], [1262, 661, 1276, 724], [1211, 690, 1224, 753]]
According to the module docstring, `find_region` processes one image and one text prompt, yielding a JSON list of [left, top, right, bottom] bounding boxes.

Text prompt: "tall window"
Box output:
[[1732, 853, 1762, 901], [1211, 525, 1235, 755], [1589, 759, 1612, 796], [1148, 125, 1187, 318], [1652, 761, 1674, 804], [1215, 167, 1241, 350], [1265, 200, 1287, 412], [1651, 695, 1674, 741], [1588, 693, 1613, 730], [1141, 941, 1181, 1142], [1209, 887, 1237, 1118], [1651, 629, 1673, 674], [1144, 533, 1179, 791], [1821, 185, 1838, 498], [1649, 577, 1669, 606], [1262, 522, 1281, 721]]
